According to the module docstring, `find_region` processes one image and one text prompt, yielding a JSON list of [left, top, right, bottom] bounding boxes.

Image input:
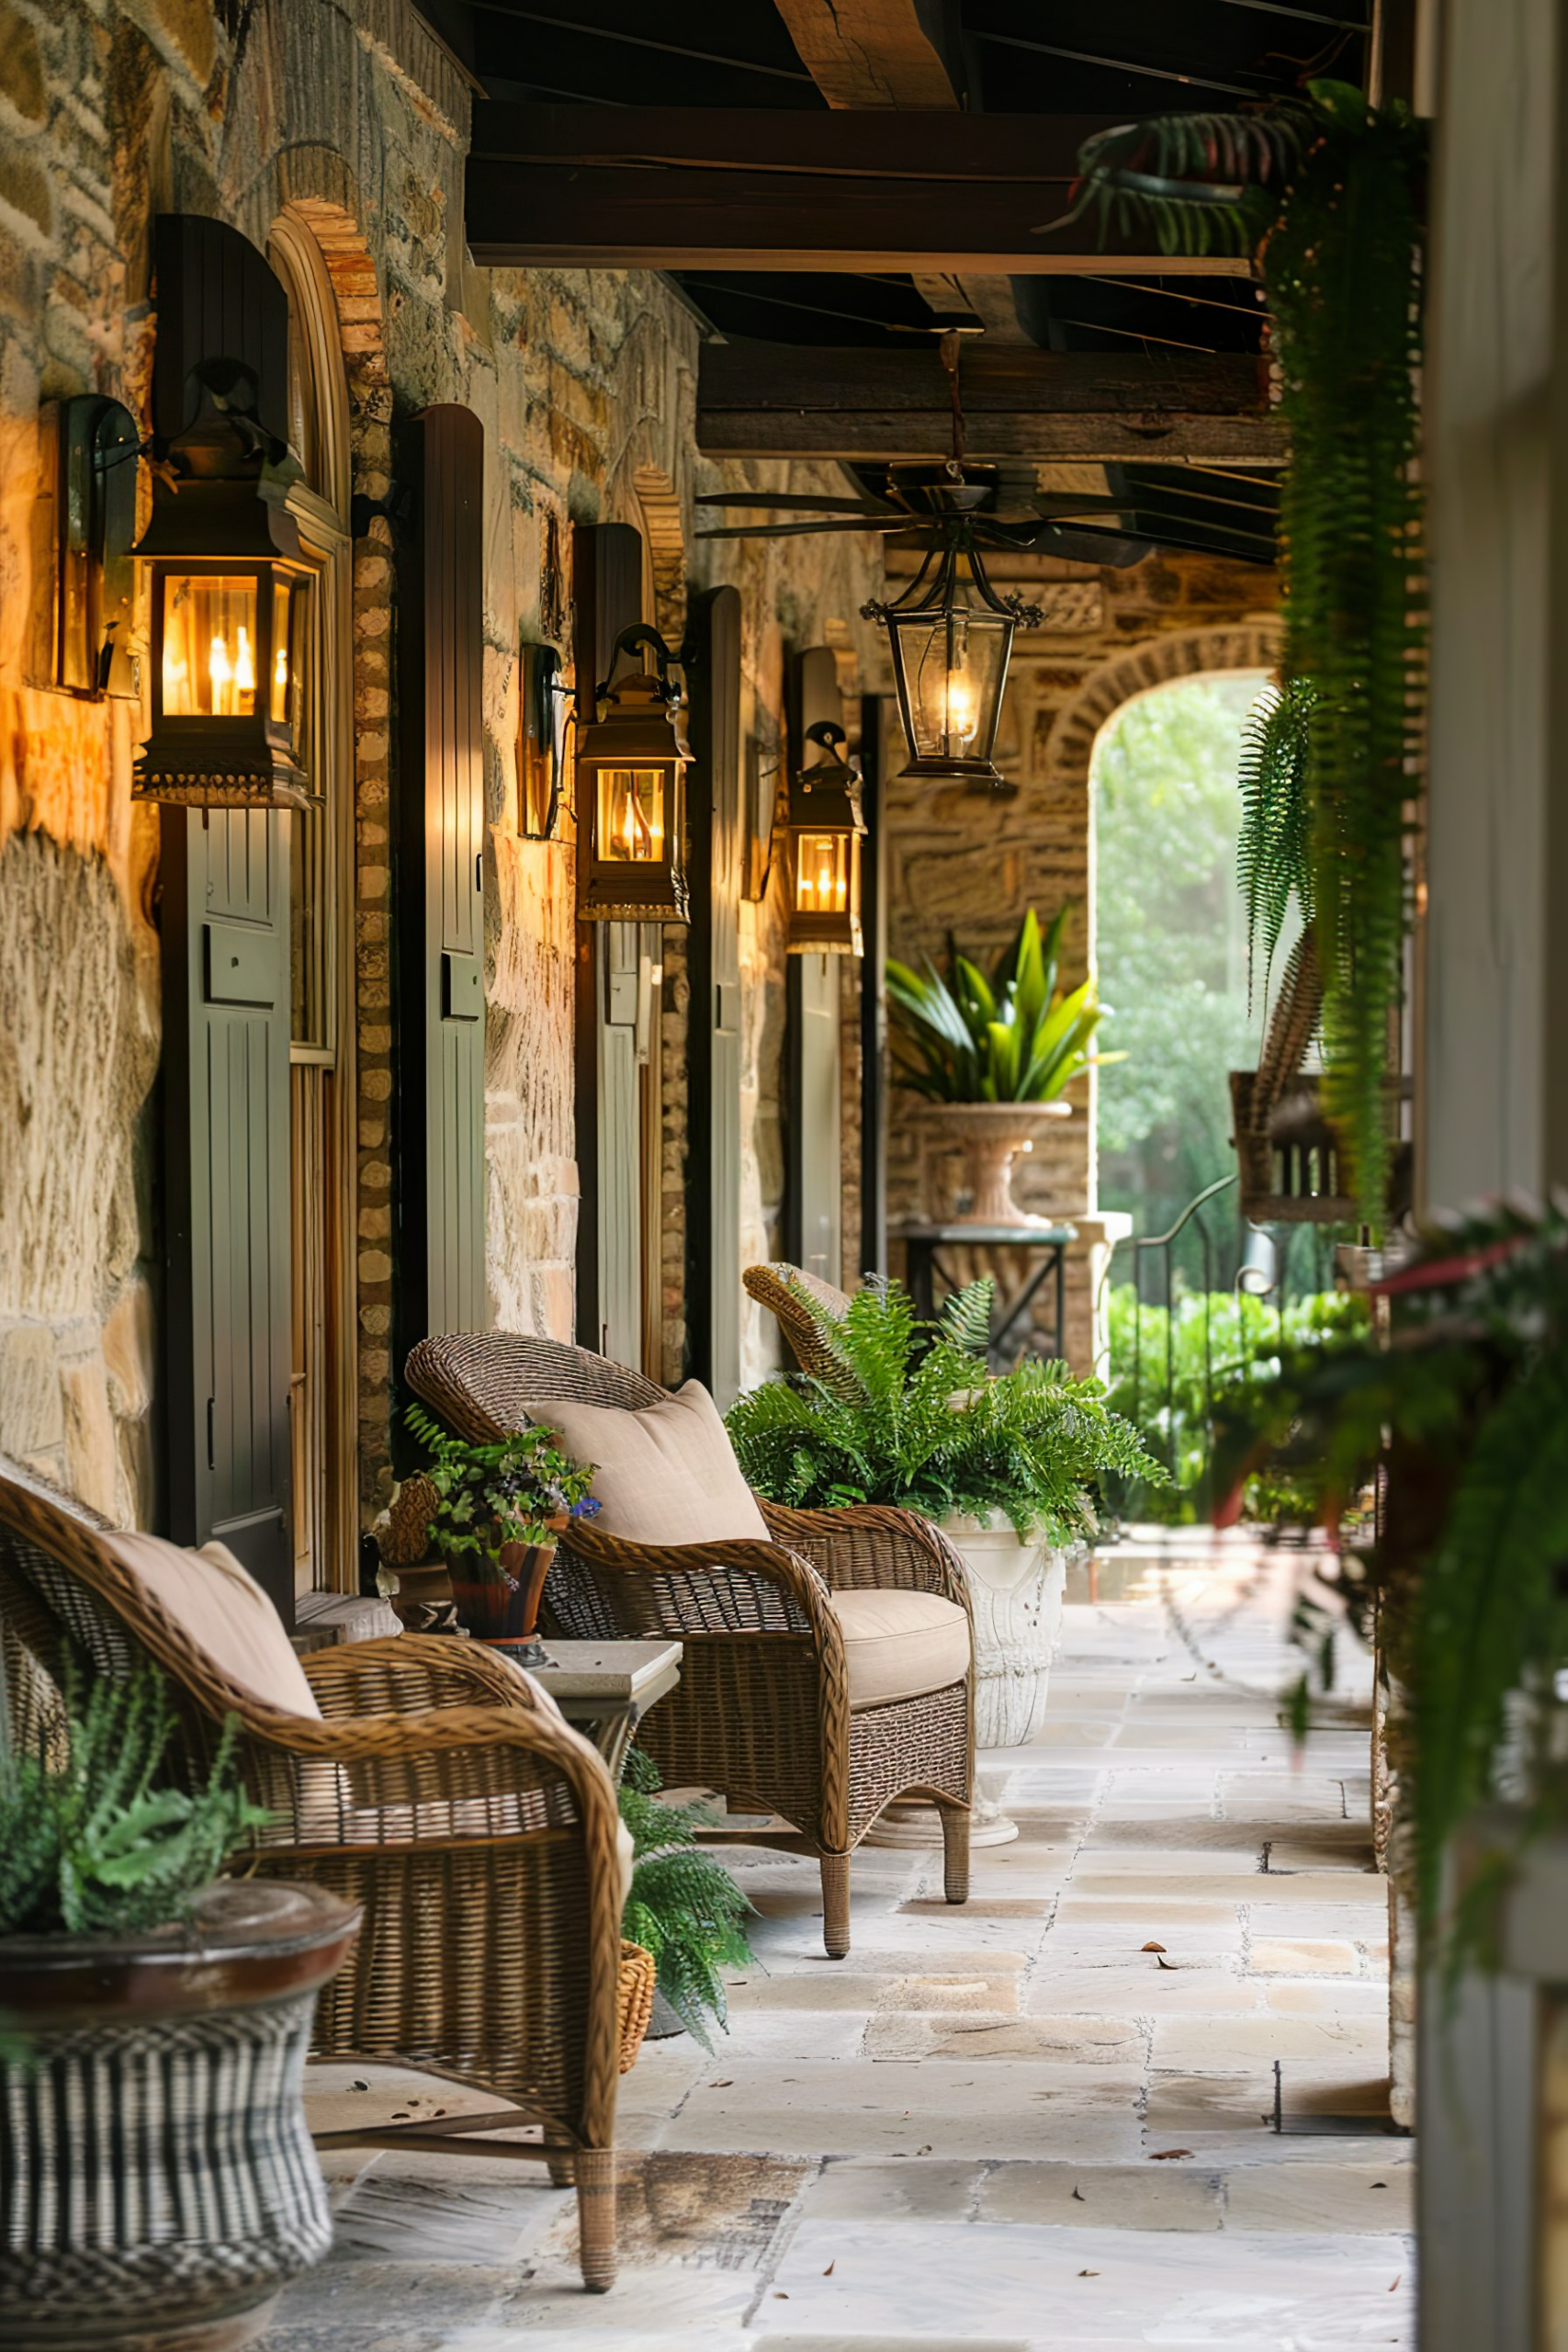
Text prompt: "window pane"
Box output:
[[162, 573, 257, 716]]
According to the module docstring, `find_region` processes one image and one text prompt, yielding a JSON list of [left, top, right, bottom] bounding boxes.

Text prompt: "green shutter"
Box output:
[[685, 585, 744, 1406], [396, 405, 487, 1354]]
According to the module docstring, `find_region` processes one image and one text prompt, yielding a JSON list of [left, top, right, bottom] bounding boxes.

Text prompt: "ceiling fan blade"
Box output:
[[694, 492, 898, 515], [694, 517, 913, 542]]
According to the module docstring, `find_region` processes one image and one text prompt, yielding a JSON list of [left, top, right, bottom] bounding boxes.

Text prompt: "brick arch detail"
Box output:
[[1046, 620, 1282, 789], [261, 168, 400, 1526]]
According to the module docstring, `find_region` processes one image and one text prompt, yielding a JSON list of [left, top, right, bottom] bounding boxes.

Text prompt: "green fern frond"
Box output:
[[1237, 678, 1315, 1012]]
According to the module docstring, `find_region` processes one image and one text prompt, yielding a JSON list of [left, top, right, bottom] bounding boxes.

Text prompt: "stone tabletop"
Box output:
[[526, 1638, 682, 1701]]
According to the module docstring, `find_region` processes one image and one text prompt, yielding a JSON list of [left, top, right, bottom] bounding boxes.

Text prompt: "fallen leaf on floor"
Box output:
[[823, 2260, 835, 2276], [916, 2143, 933, 2155], [1155, 1956, 1179, 1971], [1149, 2149, 1193, 2161], [709, 2080, 733, 2088], [1142, 1941, 1167, 1953], [1371, 2180, 1386, 2189], [1078, 2268, 1100, 2277], [1071, 2186, 1085, 2201], [390, 2111, 410, 2120], [773, 2291, 789, 2299], [1390, 2277, 1401, 2291], [351, 2079, 369, 2092]]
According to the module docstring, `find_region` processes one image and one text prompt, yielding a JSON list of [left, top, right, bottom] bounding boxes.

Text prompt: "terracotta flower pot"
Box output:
[[447, 1538, 558, 1667], [927, 1100, 1073, 1226]]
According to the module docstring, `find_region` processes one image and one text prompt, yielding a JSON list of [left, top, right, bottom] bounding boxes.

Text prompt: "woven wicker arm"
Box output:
[[300, 1634, 556, 1719], [758, 1499, 972, 1614], [742, 1262, 859, 1392]]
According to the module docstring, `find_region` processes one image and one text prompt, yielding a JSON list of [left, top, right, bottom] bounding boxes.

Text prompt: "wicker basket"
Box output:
[[617, 1939, 656, 2073]]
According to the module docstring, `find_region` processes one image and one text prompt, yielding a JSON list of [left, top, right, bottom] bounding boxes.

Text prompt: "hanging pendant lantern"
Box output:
[[786, 719, 865, 956], [866, 538, 1041, 789], [576, 625, 691, 922], [132, 369, 313, 811]]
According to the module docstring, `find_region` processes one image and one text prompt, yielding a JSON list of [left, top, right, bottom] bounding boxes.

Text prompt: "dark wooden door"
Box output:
[[162, 809, 293, 1616], [684, 585, 744, 1405], [572, 524, 647, 1364], [396, 405, 487, 1361]]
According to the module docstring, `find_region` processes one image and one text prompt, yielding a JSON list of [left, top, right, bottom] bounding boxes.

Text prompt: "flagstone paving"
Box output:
[[263, 1533, 1414, 2350]]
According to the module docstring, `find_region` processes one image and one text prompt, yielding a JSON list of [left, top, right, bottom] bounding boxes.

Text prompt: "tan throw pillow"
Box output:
[[105, 1532, 322, 1719], [522, 1382, 771, 1548]]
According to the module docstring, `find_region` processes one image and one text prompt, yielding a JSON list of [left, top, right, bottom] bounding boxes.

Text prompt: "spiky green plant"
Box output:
[[886, 905, 1121, 1106], [1236, 678, 1315, 1012], [726, 1275, 1161, 1542], [1056, 81, 1427, 1227], [618, 1747, 753, 2052], [0, 1663, 270, 1937]]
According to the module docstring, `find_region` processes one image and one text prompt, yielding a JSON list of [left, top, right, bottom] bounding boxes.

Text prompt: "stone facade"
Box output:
[[0, 0, 883, 1537], [883, 554, 1279, 1370]]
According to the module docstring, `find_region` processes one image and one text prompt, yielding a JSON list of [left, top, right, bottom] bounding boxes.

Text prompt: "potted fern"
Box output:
[[727, 1276, 1160, 1747], [886, 904, 1119, 1225], [618, 1747, 753, 2049], [0, 1662, 359, 2352]]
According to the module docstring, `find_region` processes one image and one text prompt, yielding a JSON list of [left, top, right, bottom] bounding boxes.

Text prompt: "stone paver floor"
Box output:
[[265, 1532, 1413, 2350]]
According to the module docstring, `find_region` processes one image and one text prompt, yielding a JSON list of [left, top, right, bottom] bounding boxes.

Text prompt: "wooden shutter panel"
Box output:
[[858, 695, 889, 1282], [396, 405, 487, 1356], [155, 217, 293, 1619], [162, 813, 294, 1614], [684, 585, 744, 1406], [571, 524, 646, 1363], [784, 650, 846, 1286]]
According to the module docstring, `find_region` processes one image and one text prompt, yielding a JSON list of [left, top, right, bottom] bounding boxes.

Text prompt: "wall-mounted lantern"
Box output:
[[575, 624, 691, 922], [48, 396, 141, 700], [517, 640, 570, 840], [786, 718, 865, 956], [874, 541, 1041, 789], [130, 362, 313, 810]]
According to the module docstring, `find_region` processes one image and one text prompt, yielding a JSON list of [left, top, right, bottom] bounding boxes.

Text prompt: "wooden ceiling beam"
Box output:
[[696, 341, 1286, 463], [468, 103, 1125, 179], [770, 0, 962, 107]]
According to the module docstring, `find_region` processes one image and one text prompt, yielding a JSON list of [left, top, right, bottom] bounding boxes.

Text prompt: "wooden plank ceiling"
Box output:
[[423, 0, 1384, 562]]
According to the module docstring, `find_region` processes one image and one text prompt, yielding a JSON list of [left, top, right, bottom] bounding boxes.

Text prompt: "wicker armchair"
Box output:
[[0, 1474, 627, 2292], [405, 1332, 974, 1959], [743, 1261, 858, 1391]]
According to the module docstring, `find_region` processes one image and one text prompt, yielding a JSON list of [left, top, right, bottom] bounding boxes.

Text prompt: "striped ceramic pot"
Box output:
[[0, 1880, 359, 2351]]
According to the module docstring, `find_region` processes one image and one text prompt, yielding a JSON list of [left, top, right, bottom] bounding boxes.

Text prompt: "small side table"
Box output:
[[895, 1221, 1078, 1365], [525, 1639, 682, 1779]]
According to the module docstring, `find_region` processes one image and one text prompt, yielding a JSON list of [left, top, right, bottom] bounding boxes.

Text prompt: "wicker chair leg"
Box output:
[[574, 2147, 617, 2292], [939, 1800, 971, 1906], [545, 2141, 576, 2188], [821, 1850, 852, 1958]]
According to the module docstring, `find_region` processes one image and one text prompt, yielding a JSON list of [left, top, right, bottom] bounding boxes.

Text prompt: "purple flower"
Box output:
[[570, 1496, 602, 1519]]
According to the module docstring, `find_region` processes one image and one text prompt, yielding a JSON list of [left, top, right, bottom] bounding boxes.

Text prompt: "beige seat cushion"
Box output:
[[522, 1381, 771, 1548], [105, 1532, 321, 1718], [829, 1588, 971, 1712]]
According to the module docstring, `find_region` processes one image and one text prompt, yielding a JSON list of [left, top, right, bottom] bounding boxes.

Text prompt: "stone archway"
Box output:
[[1046, 619, 1282, 792]]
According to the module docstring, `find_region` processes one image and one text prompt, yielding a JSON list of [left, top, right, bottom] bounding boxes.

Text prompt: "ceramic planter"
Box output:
[[447, 1539, 558, 1667], [940, 1510, 1067, 1749], [926, 1100, 1072, 1225], [0, 1880, 359, 2352]]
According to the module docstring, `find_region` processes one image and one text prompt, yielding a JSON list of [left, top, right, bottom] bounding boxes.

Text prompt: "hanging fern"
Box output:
[[1236, 678, 1315, 1011], [1057, 80, 1427, 1227]]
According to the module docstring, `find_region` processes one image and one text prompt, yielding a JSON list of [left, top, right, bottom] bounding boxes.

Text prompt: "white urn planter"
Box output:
[[926, 1100, 1072, 1225], [866, 1512, 1066, 1850]]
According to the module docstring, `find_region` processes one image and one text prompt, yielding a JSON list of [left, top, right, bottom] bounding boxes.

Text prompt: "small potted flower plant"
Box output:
[[403, 1405, 599, 1665]]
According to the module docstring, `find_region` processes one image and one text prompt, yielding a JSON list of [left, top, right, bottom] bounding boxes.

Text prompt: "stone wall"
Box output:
[[883, 553, 1279, 1371], [0, 0, 883, 1532]]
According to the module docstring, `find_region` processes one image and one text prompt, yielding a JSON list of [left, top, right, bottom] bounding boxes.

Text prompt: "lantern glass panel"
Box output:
[[901, 604, 1010, 765], [795, 829, 850, 916], [598, 765, 667, 864], [162, 572, 259, 718]]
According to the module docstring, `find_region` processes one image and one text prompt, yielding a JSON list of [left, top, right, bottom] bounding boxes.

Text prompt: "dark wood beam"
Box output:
[[771, 0, 961, 107], [696, 341, 1287, 463], [465, 105, 1254, 275]]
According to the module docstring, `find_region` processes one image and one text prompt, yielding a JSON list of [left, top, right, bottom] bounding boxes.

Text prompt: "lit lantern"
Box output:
[[576, 626, 691, 922], [869, 541, 1041, 788], [786, 719, 865, 957], [132, 391, 313, 810]]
